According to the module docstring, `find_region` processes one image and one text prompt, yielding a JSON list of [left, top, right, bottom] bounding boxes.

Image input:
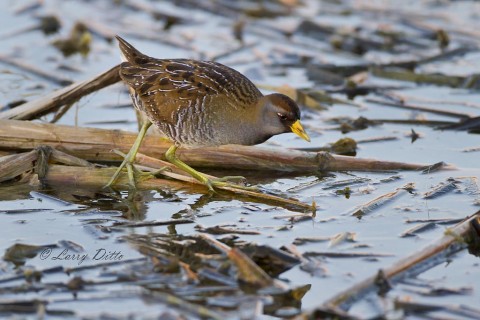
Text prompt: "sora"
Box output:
[[107, 36, 310, 190]]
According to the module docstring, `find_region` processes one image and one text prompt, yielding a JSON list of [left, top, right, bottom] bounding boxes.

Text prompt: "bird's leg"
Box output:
[[165, 145, 211, 188], [165, 145, 256, 192], [112, 149, 169, 180], [105, 121, 152, 188]]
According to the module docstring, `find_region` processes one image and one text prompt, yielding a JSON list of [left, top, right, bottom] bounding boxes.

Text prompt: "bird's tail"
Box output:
[[115, 35, 147, 64]]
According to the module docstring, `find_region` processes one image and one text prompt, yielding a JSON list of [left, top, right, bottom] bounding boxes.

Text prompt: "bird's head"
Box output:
[[258, 93, 310, 142]]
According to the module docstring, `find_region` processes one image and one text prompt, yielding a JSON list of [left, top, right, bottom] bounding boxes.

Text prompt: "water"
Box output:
[[0, 0, 479, 319]]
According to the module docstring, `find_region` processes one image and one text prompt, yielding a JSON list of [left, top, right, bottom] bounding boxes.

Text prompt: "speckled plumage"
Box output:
[[116, 36, 304, 148], [106, 36, 309, 189]]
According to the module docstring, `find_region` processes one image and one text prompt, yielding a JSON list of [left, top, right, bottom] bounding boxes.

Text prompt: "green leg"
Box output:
[[105, 121, 152, 188], [165, 145, 256, 192], [165, 145, 210, 187]]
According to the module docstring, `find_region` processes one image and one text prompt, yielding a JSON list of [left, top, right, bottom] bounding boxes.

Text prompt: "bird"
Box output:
[[106, 36, 310, 190]]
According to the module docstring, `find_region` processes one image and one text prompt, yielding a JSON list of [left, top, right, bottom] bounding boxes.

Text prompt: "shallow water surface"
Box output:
[[0, 0, 479, 319]]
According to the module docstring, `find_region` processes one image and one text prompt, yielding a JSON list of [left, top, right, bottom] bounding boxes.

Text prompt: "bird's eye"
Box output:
[[277, 113, 288, 121]]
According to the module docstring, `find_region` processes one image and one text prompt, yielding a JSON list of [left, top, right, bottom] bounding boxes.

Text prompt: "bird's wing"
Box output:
[[119, 59, 262, 124]]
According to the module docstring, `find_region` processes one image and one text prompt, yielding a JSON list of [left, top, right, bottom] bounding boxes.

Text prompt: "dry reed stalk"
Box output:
[[0, 147, 93, 183], [0, 65, 121, 120], [0, 119, 434, 172], [44, 164, 189, 190], [300, 210, 480, 316], [0, 133, 314, 210], [0, 150, 37, 183], [0, 147, 316, 212], [197, 233, 276, 288], [43, 165, 314, 211], [0, 147, 314, 210], [133, 152, 315, 210]]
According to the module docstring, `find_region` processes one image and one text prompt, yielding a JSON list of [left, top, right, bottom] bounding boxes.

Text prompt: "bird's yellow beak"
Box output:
[[290, 120, 310, 142]]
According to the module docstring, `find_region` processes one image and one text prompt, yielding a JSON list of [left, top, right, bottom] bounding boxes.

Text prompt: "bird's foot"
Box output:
[[203, 177, 258, 192], [165, 145, 258, 193], [214, 175, 247, 184], [105, 121, 153, 189], [146, 166, 171, 179], [105, 150, 132, 188], [105, 149, 149, 188]]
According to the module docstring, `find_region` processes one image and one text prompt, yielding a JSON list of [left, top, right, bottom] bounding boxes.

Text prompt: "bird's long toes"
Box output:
[[210, 179, 258, 192], [149, 166, 171, 177], [205, 180, 215, 193], [215, 175, 247, 185]]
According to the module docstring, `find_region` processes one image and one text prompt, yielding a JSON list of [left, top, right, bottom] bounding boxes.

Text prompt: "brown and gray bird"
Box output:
[[107, 36, 310, 190]]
